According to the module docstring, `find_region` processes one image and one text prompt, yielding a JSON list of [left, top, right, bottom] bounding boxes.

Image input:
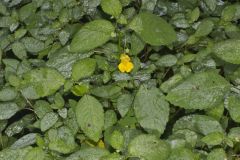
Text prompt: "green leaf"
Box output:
[[173, 115, 224, 135], [11, 133, 36, 149], [0, 147, 32, 160], [117, 94, 133, 117], [213, 39, 240, 64], [194, 20, 214, 37], [207, 148, 227, 160], [168, 148, 197, 160], [76, 95, 104, 142], [48, 127, 77, 154], [0, 87, 17, 101], [66, 147, 109, 160], [11, 42, 27, 60], [100, 153, 125, 160], [21, 37, 45, 53], [90, 85, 121, 99], [101, 0, 122, 17], [110, 130, 124, 150], [71, 58, 96, 81], [20, 67, 65, 99], [128, 134, 170, 160], [0, 102, 19, 120], [40, 112, 58, 132], [201, 132, 224, 146], [166, 71, 230, 110], [228, 127, 240, 142], [156, 54, 178, 67], [24, 147, 49, 160], [104, 110, 117, 129], [129, 12, 177, 46], [134, 85, 169, 136], [70, 20, 115, 52], [225, 93, 240, 123]]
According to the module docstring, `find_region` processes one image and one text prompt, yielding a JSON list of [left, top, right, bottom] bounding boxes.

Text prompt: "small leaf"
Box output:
[[71, 58, 96, 81], [117, 94, 133, 117], [21, 37, 45, 53], [0, 102, 19, 120], [11, 133, 37, 149], [70, 20, 115, 52], [40, 112, 58, 132], [76, 95, 104, 142], [129, 12, 177, 46], [101, 0, 122, 17], [110, 130, 124, 150], [11, 42, 27, 60], [225, 93, 240, 123], [0, 87, 17, 101]]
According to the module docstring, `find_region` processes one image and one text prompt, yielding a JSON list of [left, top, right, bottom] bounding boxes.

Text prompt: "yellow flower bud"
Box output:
[[118, 54, 134, 73]]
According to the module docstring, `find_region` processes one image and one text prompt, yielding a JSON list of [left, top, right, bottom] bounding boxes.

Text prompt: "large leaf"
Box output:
[[134, 85, 169, 136], [75, 95, 104, 142], [213, 39, 240, 64], [128, 12, 177, 46], [128, 134, 170, 160], [20, 68, 65, 99], [70, 20, 115, 52], [166, 71, 230, 109]]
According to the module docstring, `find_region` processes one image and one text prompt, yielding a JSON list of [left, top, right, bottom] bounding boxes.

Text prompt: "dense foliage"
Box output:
[[0, 0, 240, 159]]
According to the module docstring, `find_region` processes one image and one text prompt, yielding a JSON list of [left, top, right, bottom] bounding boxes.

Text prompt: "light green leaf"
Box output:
[[134, 85, 169, 136], [70, 20, 115, 52], [166, 71, 230, 110], [71, 58, 96, 81], [0, 102, 19, 120], [20, 67, 65, 99], [110, 130, 124, 150], [101, 0, 122, 17], [40, 112, 58, 132], [76, 95, 104, 142], [201, 132, 224, 146], [129, 12, 177, 46], [213, 39, 240, 64], [24, 147, 49, 160], [128, 134, 170, 160]]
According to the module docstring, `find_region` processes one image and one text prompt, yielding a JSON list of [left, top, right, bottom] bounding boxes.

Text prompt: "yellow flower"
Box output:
[[118, 54, 134, 73]]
